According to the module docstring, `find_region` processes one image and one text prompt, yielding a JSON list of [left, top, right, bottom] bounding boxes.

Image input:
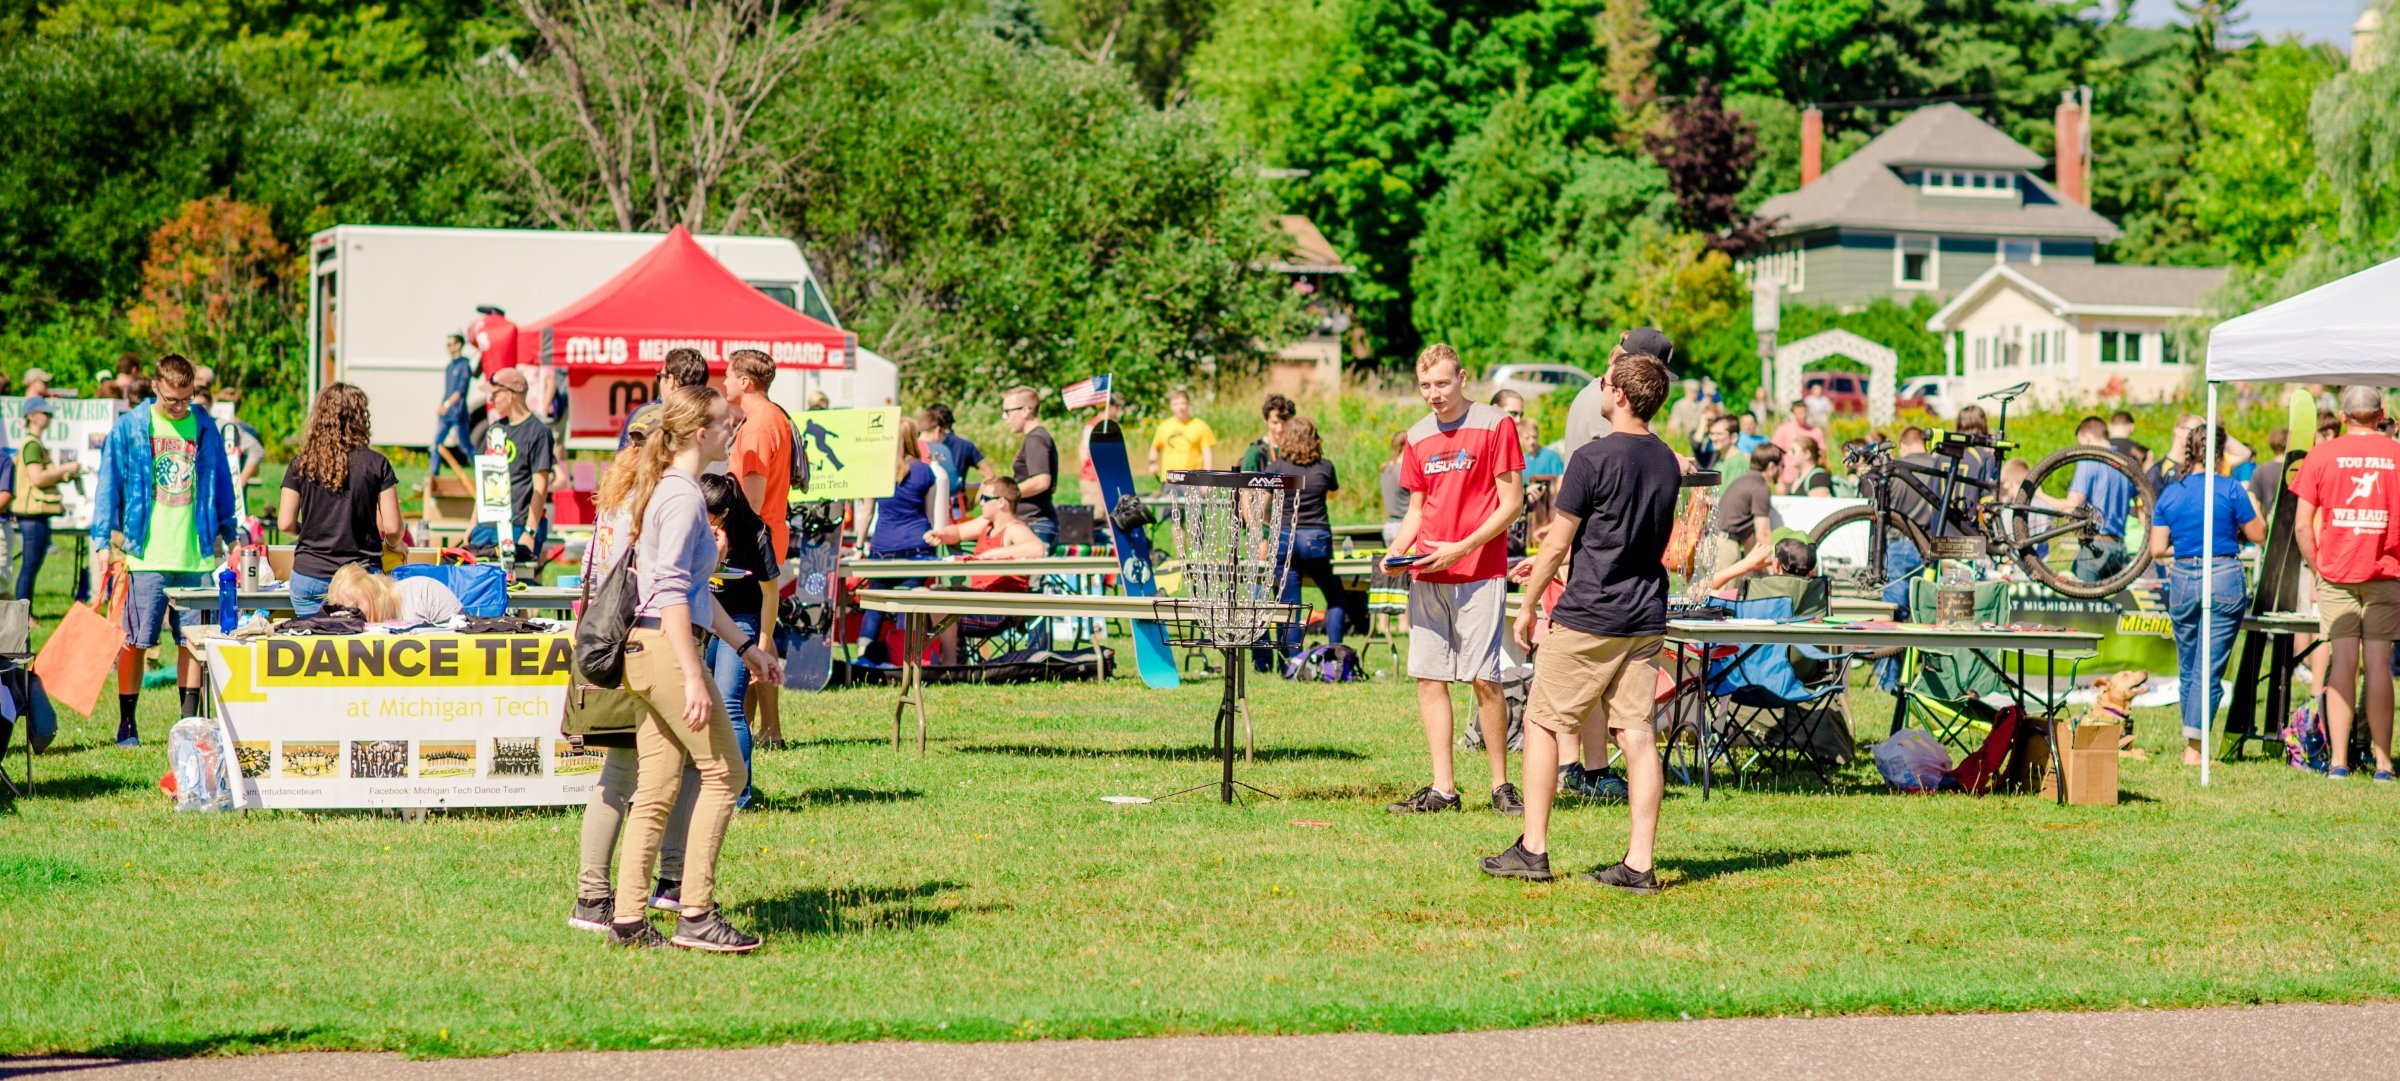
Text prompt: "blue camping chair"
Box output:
[[1702, 589, 1854, 784]]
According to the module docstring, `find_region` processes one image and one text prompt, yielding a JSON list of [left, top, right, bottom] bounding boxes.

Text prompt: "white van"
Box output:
[[306, 225, 898, 450]]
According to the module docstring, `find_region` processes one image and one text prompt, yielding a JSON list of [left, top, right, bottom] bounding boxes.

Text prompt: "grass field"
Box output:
[[4, 637, 2398, 1058]]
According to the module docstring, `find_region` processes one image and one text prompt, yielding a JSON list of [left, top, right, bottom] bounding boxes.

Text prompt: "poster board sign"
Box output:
[[0, 395, 122, 531], [203, 634, 590, 809], [793, 407, 900, 502], [474, 454, 513, 525]]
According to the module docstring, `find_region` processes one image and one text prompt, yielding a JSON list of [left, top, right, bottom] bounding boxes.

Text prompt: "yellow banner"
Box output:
[[213, 634, 572, 704], [793, 407, 901, 502]]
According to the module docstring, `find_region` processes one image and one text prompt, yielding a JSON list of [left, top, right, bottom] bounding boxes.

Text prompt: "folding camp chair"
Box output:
[[1702, 588, 1855, 785], [1892, 577, 2018, 753]]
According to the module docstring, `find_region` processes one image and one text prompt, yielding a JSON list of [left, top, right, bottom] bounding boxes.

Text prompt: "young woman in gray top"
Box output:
[[591, 385, 781, 952]]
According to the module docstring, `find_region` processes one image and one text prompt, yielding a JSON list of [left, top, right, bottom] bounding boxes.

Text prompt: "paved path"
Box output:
[[10, 1003, 2398, 1081]]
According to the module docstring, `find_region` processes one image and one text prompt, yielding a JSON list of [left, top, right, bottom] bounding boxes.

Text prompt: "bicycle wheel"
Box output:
[[1808, 505, 1932, 595], [2005, 445, 2157, 600]]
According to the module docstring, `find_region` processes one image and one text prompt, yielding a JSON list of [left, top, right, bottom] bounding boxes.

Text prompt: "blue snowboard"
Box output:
[[1087, 421, 1178, 689]]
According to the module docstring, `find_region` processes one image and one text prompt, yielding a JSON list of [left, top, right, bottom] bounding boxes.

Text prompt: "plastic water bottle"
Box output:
[[217, 565, 238, 632]]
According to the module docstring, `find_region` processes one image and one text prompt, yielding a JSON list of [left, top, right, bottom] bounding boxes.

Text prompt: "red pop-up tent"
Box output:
[[515, 224, 856, 438]]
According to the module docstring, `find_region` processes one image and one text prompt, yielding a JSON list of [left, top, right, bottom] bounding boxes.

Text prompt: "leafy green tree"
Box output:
[[2186, 38, 2338, 271], [770, 20, 1300, 406], [1275, 0, 1612, 360], [1183, 0, 1346, 154], [0, 32, 244, 323]]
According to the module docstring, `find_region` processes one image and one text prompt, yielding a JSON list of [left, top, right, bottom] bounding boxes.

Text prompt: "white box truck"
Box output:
[[306, 225, 898, 450]]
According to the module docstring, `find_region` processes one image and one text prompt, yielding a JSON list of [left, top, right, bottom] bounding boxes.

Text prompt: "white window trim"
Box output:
[[1921, 169, 2019, 199], [1895, 234, 1939, 290], [1995, 238, 2042, 266], [2096, 328, 2138, 366]]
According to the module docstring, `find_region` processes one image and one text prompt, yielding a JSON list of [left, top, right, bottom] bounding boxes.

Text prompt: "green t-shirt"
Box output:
[[127, 409, 210, 573]]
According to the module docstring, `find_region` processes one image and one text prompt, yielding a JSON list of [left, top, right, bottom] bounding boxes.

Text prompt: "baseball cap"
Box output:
[[23, 368, 50, 384], [1619, 327, 1676, 366], [22, 398, 51, 416], [489, 368, 530, 393], [625, 403, 661, 440]]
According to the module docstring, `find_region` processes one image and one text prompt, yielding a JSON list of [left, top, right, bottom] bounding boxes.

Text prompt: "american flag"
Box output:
[[1061, 373, 1113, 410]]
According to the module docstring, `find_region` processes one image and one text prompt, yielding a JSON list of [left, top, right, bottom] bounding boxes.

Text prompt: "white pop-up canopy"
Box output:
[[2198, 254, 2400, 784]]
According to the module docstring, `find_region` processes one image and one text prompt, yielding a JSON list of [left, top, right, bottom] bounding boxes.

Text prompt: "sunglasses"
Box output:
[[979, 494, 1007, 503]]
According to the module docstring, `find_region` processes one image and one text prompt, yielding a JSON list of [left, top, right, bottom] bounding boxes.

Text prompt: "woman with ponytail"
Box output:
[[585, 385, 781, 952], [2148, 420, 2264, 767]]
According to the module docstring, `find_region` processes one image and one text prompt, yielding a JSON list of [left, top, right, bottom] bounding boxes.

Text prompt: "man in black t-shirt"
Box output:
[[1003, 385, 1059, 548], [1481, 351, 1680, 894], [480, 367, 555, 566]]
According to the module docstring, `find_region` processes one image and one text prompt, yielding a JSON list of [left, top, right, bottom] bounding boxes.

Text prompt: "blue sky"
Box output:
[[2130, 0, 2370, 46]]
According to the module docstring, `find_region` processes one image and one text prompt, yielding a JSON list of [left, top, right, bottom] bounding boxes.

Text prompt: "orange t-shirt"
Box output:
[[732, 399, 794, 561]]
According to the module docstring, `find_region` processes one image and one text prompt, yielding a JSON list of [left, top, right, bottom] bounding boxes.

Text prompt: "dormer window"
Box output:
[[1919, 169, 2018, 198]]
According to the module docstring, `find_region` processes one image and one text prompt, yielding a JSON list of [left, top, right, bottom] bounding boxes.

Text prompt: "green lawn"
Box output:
[[4, 639, 2398, 1058]]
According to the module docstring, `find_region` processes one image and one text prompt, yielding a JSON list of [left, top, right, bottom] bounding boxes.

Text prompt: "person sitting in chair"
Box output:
[[922, 476, 1047, 662]]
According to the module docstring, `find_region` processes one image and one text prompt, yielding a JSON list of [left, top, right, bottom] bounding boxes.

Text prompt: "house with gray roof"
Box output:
[[1749, 102, 2120, 307], [1926, 262, 2228, 406]]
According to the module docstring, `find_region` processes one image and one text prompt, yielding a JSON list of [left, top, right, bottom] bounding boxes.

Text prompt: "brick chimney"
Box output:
[[2054, 92, 2087, 205], [1800, 106, 1823, 187]]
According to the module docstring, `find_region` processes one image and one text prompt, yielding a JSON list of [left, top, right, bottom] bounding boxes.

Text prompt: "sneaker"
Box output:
[[648, 878, 682, 911], [1585, 860, 1660, 895], [1479, 836, 1553, 881], [1557, 763, 1587, 793], [1386, 786, 1462, 814], [569, 895, 614, 932], [115, 737, 141, 749], [1571, 769, 1630, 803], [1490, 782, 1525, 817], [2377, 771, 2395, 784], [2330, 767, 2353, 780], [607, 918, 667, 949], [671, 907, 762, 953]]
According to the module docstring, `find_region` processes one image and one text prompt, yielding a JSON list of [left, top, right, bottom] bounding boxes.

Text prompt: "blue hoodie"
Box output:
[[90, 400, 239, 561]]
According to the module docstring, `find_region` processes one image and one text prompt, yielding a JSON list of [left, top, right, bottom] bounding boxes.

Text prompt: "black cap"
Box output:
[[1619, 327, 1675, 365]]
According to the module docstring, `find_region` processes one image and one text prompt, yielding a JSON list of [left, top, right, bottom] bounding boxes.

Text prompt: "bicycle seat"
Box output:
[[1980, 381, 2032, 403]]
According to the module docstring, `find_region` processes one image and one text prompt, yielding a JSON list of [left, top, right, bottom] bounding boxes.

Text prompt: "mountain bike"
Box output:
[[1807, 381, 2157, 601]]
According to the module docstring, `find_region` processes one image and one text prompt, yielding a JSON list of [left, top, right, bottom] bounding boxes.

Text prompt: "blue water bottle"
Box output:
[[217, 565, 238, 632]]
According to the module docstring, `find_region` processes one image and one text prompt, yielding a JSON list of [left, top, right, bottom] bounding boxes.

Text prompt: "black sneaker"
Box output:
[[1386, 786, 1463, 814], [1490, 783, 1525, 817], [569, 895, 614, 933], [648, 878, 682, 911], [1479, 836, 1554, 881], [671, 907, 762, 953], [607, 918, 667, 948], [1585, 860, 1660, 894], [1571, 768, 1630, 804]]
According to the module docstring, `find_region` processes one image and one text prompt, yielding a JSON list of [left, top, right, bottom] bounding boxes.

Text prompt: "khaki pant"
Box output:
[[576, 745, 698, 901], [1525, 627, 1666, 737], [613, 628, 747, 923]]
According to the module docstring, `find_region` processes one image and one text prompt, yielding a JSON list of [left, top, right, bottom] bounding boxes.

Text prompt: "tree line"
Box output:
[[0, 0, 2395, 439]]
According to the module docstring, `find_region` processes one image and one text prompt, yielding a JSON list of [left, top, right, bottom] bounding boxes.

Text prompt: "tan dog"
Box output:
[[2085, 669, 2151, 760]]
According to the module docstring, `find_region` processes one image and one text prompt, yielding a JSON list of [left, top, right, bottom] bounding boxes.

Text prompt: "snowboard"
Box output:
[[782, 501, 843, 692], [1086, 421, 1179, 689]]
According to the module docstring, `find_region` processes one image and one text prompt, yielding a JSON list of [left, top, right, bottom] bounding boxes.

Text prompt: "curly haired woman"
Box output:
[[277, 382, 400, 616]]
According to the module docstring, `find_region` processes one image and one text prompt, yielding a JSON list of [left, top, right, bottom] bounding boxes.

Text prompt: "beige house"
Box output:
[[1926, 263, 2229, 406]]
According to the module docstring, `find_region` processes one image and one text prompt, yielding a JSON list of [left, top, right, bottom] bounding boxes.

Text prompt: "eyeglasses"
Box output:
[[156, 392, 192, 406]]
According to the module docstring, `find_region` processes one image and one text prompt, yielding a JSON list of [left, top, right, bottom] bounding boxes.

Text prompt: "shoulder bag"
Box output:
[[562, 540, 651, 737]]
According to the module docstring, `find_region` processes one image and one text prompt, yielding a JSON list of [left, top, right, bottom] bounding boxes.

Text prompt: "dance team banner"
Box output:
[[201, 634, 598, 810]]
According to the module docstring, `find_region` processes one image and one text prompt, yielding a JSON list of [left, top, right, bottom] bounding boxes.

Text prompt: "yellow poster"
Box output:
[[793, 407, 901, 502]]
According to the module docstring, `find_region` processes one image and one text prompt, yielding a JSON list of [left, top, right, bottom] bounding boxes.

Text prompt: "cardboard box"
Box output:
[[2030, 720, 2120, 805]]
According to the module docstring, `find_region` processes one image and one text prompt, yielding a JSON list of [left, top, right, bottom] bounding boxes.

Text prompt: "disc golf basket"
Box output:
[[1150, 470, 1305, 803]]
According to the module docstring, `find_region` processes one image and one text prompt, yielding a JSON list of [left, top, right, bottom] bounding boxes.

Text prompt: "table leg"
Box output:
[[893, 612, 919, 752]]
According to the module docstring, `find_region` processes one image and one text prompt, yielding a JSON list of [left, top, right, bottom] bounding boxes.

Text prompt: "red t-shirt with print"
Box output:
[[1399, 402, 1524, 584], [2292, 432, 2400, 583]]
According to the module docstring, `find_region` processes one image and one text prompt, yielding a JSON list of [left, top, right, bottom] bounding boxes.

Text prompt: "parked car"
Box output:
[[1799, 371, 1870, 415], [1897, 375, 1958, 418], [1488, 363, 1593, 399]]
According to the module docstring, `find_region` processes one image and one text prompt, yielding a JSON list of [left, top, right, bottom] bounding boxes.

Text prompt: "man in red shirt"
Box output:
[[1384, 344, 1526, 815], [2293, 385, 2400, 780], [726, 348, 793, 748]]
